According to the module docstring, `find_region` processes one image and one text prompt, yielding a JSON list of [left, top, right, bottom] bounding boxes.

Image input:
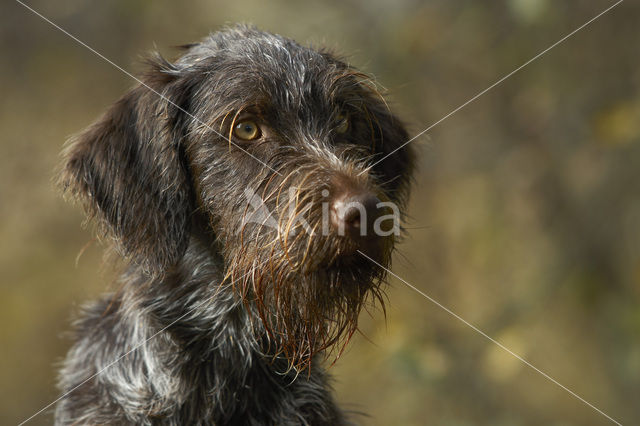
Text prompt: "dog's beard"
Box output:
[[198, 145, 398, 370], [224, 227, 392, 371], [218, 176, 394, 371]]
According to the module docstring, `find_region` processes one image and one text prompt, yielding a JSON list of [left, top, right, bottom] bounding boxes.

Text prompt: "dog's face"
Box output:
[[62, 26, 414, 369]]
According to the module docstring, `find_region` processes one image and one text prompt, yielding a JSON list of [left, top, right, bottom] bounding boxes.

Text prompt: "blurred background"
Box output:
[[2, 0, 639, 424]]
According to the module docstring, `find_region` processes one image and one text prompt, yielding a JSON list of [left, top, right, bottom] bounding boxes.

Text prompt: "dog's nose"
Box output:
[[330, 191, 382, 238]]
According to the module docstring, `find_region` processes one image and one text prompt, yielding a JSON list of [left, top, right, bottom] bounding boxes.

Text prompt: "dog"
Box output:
[[56, 25, 414, 425]]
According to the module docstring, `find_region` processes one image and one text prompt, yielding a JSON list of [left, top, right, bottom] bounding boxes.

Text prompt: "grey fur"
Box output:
[[56, 25, 414, 425]]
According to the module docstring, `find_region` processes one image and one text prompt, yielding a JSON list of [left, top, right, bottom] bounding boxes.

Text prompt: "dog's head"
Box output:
[[61, 25, 414, 369]]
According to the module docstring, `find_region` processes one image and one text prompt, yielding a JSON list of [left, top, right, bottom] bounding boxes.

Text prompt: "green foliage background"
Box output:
[[1, 1, 638, 424]]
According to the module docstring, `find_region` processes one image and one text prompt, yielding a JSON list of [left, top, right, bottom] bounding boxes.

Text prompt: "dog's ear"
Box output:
[[60, 58, 195, 274]]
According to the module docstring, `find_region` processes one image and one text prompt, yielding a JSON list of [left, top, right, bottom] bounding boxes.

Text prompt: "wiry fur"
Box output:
[[56, 25, 414, 425]]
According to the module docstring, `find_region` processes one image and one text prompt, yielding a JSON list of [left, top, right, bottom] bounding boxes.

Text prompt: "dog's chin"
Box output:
[[316, 236, 392, 276]]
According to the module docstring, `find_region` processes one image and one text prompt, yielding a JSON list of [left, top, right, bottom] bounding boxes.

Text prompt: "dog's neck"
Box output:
[[70, 231, 340, 423]]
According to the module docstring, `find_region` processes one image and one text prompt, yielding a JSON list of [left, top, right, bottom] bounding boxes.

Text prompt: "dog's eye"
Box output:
[[335, 114, 349, 134], [233, 121, 261, 140]]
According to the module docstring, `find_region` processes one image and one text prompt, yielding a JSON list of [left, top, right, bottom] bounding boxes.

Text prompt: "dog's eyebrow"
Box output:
[[211, 104, 268, 127]]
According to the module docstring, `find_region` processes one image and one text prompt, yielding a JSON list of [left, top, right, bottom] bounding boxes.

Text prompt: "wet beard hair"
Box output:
[[213, 154, 394, 371], [225, 224, 391, 372]]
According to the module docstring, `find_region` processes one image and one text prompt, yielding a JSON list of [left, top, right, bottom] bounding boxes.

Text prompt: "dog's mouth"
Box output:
[[315, 235, 391, 273]]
